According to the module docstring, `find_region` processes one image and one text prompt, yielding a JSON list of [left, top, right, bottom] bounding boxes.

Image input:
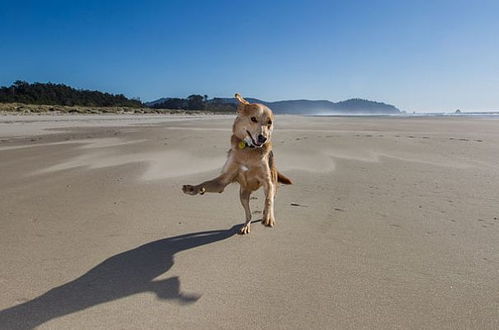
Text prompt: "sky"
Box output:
[[1, 0, 498, 112]]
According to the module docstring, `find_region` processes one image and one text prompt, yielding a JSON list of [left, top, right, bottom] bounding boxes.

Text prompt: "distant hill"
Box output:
[[0, 80, 399, 114], [0, 81, 142, 107], [147, 96, 401, 114], [146, 97, 172, 107]]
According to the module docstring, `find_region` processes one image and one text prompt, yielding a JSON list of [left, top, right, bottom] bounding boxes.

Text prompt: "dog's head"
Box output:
[[232, 93, 274, 148]]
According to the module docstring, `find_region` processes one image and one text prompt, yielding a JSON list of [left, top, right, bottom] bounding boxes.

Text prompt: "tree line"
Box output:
[[0, 81, 237, 112], [0, 81, 142, 107], [149, 95, 236, 112]]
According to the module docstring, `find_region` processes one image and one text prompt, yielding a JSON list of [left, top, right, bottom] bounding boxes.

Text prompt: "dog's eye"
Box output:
[[268, 120, 272, 126], [251, 117, 258, 123]]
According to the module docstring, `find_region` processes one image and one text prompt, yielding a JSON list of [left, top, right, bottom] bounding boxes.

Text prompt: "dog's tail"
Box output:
[[277, 171, 292, 185]]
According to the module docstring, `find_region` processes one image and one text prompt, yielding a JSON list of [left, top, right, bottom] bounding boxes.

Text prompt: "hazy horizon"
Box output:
[[1, 0, 498, 113]]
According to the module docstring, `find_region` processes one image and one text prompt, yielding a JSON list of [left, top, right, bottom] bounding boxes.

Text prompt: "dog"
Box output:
[[182, 93, 292, 234]]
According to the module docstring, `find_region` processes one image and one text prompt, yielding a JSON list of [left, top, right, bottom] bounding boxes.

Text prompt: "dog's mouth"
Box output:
[[245, 130, 263, 148]]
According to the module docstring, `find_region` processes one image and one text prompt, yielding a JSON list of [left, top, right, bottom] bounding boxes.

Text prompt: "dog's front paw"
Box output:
[[182, 185, 206, 195], [262, 215, 275, 227], [239, 223, 251, 235]]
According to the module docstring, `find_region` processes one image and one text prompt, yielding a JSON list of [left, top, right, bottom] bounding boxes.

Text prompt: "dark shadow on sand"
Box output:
[[0, 222, 249, 329]]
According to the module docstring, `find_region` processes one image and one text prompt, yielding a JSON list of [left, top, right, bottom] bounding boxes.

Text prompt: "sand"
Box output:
[[0, 114, 498, 329]]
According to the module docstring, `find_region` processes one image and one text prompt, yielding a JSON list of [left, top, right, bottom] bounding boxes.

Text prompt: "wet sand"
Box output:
[[0, 114, 498, 329]]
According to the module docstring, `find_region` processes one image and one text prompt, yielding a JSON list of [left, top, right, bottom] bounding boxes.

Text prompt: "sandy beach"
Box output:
[[0, 114, 498, 329]]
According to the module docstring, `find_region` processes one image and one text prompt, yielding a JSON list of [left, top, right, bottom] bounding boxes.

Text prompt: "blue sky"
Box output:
[[1, 0, 498, 112]]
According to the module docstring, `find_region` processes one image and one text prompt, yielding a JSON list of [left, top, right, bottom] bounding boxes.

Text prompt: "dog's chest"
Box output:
[[232, 149, 269, 188], [237, 164, 262, 190], [235, 153, 259, 173], [237, 158, 261, 174], [238, 163, 257, 177]]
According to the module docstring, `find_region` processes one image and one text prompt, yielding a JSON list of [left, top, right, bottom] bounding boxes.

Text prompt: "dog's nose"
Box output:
[[257, 134, 267, 144]]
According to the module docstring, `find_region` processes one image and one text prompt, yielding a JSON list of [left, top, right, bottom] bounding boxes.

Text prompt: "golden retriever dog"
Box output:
[[182, 93, 292, 234]]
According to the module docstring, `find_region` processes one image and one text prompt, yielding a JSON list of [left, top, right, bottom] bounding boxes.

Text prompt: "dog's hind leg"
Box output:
[[239, 188, 252, 234]]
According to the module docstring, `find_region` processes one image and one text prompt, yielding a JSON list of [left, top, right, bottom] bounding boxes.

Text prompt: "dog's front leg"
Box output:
[[182, 162, 238, 196], [262, 177, 276, 227], [182, 174, 231, 195], [239, 188, 252, 234]]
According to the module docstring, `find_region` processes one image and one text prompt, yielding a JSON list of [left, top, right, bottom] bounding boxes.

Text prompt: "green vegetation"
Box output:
[[0, 81, 236, 113], [0, 81, 142, 107], [0, 102, 209, 115], [149, 95, 236, 112]]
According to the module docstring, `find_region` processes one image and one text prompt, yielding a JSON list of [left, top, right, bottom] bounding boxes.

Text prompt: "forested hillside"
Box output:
[[0, 81, 142, 107]]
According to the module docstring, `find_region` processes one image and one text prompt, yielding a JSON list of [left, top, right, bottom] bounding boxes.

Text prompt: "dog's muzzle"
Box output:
[[245, 130, 265, 148]]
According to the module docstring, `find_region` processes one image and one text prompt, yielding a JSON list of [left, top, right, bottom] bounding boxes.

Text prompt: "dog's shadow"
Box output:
[[0, 222, 254, 329]]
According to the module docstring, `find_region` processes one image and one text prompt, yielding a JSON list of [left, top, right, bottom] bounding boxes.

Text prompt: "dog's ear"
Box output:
[[235, 93, 249, 105], [235, 93, 251, 115]]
